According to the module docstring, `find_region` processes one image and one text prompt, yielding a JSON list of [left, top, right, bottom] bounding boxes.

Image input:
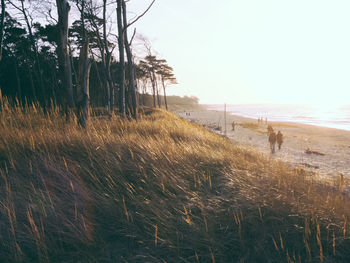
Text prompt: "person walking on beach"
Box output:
[[276, 131, 283, 150], [267, 125, 274, 134], [231, 121, 235, 131], [268, 131, 277, 154]]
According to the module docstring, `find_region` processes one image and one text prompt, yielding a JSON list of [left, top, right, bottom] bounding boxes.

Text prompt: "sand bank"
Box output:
[[175, 109, 350, 179]]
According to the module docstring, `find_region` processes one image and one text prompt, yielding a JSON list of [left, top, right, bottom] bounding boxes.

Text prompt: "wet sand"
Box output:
[[175, 109, 350, 179]]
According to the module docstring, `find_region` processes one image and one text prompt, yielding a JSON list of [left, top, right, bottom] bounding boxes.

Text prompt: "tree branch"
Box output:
[[126, 0, 155, 29], [129, 27, 136, 46]]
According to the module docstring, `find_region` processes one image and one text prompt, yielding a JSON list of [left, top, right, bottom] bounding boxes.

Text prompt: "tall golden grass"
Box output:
[[1, 94, 350, 262]]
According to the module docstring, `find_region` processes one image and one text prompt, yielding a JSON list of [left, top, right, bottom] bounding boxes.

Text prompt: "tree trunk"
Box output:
[[68, 43, 78, 87], [20, 1, 46, 104], [106, 52, 114, 113], [122, 0, 137, 120], [14, 59, 22, 99], [156, 86, 160, 108], [102, 0, 115, 114], [0, 0, 5, 61], [56, 0, 74, 108], [116, 0, 125, 116], [162, 76, 168, 110], [153, 72, 160, 107], [77, 40, 91, 128], [150, 72, 156, 107], [28, 67, 36, 101], [87, 6, 111, 110]]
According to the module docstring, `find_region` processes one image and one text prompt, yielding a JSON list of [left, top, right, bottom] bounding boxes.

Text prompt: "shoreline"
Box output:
[[175, 109, 350, 180], [204, 104, 350, 131]]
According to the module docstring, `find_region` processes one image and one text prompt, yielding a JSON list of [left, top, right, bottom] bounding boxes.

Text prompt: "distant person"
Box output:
[[265, 118, 267, 125], [276, 131, 283, 150], [267, 125, 274, 134], [231, 121, 235, 131], [268, 131, 277, 154]]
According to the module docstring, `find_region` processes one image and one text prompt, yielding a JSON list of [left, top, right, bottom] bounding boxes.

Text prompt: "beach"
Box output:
[[176, 109, 350, 180]]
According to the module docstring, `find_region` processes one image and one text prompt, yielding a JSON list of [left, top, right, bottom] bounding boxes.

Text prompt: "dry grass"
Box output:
[[239, 122, 267, 134], [1, 95, 350, 262]]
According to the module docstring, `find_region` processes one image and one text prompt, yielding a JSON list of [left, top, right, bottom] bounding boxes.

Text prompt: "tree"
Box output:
[[75, 0, 91, 127], [0, 0, 5, 61], [138, 55, 176, 110], [76, 39, 91, 127], [56, 0, 74, 108], [156, 60, 176, 110], [140, 55, 158, 107], [116, 0, 155, 117], [85, 0, 116, 113], [116, 0, 125, 116], [122, 0, 137, 119]]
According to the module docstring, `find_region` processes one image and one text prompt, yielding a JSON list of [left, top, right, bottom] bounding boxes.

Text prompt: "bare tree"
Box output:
[[116, 0, 125, 116], [117, 0, 155, 116], [56, 0, 74, 108], [77, 39, 91, 127], [122, 0, 137, 119], [75, 0, 91, 127], [0, 0, 5, 61], [85, 1, 109, 109], [102, 0, 115, 114]]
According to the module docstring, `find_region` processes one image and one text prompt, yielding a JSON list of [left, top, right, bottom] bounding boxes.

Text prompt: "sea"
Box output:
[[205, 104, 350, 131]]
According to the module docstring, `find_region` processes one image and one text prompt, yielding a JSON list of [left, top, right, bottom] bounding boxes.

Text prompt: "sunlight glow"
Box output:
[[130, 0, 350, 106]]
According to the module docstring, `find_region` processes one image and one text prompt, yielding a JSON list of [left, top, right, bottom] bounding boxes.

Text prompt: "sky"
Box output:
[[127, 0, 350, 105]]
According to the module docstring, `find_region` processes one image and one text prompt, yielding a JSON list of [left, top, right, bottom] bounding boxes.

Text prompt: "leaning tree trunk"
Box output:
[[150, 71, 156, 107], [0, 0, 5, 61], [122, 0, 137, 120], [116, 0, 125, 116], [153, 72, 160, 107], [56, 0, 74, 109], [76, 40, 91, 128], [161, 76, 168, 110]]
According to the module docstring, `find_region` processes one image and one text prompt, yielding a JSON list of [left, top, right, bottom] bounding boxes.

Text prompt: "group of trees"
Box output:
[[0, 0, 176, 126], [138, 55, 176, 110]]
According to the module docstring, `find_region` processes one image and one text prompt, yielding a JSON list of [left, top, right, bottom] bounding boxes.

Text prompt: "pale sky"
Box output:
[[127, 0, 350, 105]]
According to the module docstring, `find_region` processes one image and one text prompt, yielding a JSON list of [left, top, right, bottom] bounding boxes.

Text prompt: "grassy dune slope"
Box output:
[[1, 100, 350, 262]]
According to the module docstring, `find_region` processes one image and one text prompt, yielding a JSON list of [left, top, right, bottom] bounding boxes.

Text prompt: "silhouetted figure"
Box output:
[[231, 121, 235, 131], [267, 125, 274, 134], [276, 131, 283, 150], [269, 131, 277, 154]]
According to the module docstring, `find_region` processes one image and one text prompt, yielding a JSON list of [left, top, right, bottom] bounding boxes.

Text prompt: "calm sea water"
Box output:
[[205, 104, 350, 131]]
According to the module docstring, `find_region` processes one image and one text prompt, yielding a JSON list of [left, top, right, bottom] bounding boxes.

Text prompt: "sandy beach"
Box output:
[[176, 109, 350, 180]]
